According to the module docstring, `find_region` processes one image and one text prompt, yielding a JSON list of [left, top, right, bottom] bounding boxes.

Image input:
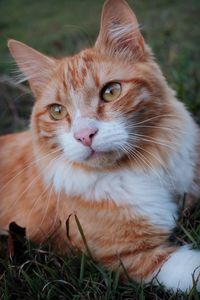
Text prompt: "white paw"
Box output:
[[155, 245, 200, 292]]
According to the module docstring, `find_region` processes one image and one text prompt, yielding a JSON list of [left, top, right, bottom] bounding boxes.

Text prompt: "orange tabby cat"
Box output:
[[0, 0, 200, 292]]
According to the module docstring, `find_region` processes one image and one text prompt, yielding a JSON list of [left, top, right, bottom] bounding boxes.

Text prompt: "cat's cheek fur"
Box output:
[[58, 129, 92, 162], [154, 246, 200, 291], [92, 119, 129, 153]]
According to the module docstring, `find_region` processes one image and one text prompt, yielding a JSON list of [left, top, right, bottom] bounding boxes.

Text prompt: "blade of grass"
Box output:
[[79, 252, 85, 286], [177, 222, 198, 247], [74, 214, 93, 259]]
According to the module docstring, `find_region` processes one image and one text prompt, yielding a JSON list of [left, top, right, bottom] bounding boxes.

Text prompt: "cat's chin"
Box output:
[[80, 150, 124, 170]]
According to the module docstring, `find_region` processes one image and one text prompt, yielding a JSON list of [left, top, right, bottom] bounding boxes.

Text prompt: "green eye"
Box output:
[[101, 82, 122, 102], [49, 104, 68, 120]]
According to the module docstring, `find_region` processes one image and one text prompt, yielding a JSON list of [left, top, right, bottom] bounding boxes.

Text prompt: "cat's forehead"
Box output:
[[61, 49, 132, 92], [46, 49, 133, 112], [63, 50, 103, 91]]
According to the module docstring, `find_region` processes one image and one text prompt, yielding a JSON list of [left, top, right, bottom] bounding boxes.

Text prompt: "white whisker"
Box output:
[[30, 183, 54, 238], [122, 142, 164, 184], [0, 153, 61, 219], [120, 144, 146, 172], [130, 125, 186, 134], [0, 148, 63, 194], [133, 144, 175, 190], [133, 148, 164, 184], [26, 182, 51, 235], [46, 188, 61, 238], [128, 134, 177, 149], [129, 114, 178, 126]]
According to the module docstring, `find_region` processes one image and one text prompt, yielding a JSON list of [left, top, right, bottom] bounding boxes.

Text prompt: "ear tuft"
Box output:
[[95, 0, 145, 61], [8, 39, 56, 98]]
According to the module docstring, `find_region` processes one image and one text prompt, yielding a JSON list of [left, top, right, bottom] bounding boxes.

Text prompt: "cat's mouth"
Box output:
[[88, 149, 105, 159], [84, 147, 122, 168], [84, 147, 111, 162]]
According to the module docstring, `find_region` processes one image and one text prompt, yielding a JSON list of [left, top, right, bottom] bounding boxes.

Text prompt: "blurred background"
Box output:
[[0, 0, 199, 135]]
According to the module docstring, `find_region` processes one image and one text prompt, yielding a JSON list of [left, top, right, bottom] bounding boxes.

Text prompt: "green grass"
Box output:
[[0, 0, 200, 299]]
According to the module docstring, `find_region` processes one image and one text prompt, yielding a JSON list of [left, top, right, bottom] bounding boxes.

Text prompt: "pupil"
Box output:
[[107, 87, 114, 95], [55, 106, 61, 113]]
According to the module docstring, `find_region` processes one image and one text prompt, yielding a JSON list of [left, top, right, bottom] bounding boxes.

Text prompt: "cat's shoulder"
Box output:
[[0, 130, 31, 148], [0, 131, 32, 166]]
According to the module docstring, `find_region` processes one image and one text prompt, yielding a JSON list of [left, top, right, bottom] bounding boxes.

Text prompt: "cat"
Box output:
[[0, 0, 200, 292]]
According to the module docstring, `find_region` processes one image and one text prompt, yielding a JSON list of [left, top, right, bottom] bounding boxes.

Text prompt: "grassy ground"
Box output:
[[0, 0, 200, 299]]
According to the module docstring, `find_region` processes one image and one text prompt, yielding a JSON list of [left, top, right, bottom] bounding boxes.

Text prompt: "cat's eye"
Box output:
[[101, 82, 122, 102], [49, 104, 68, 120]]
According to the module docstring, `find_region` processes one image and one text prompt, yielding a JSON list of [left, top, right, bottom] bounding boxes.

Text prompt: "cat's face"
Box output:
[[8, 0, 174, 170], [33, 53, 132, 168], [31, 50, 169, 170]]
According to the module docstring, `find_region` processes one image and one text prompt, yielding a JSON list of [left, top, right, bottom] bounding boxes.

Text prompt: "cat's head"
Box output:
[[8, 0, 177, 171]]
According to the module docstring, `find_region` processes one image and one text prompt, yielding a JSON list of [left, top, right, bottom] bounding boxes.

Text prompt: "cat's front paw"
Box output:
[[155, 245, 200, 292]]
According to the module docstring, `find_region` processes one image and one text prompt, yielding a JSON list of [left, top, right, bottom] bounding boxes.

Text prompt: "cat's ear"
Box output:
[[95, 0, 145, 61], [8, 39, 56, 98]]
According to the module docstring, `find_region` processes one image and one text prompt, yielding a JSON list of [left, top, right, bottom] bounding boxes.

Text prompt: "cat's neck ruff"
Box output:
[[44, 160, 177, 229]]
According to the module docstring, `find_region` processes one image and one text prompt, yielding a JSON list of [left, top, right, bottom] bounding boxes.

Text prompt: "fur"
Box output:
[[0, 0, 200, 292]]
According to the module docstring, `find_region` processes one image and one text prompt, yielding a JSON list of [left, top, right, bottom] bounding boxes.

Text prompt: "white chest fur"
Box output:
[[44, 161, 177, 230]]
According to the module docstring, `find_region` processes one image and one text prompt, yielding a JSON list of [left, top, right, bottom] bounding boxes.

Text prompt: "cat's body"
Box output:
[[0, 0, 200, 292]]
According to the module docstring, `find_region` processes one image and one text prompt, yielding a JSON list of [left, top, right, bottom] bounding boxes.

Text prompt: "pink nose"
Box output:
[[74, 127, 98, 147]]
